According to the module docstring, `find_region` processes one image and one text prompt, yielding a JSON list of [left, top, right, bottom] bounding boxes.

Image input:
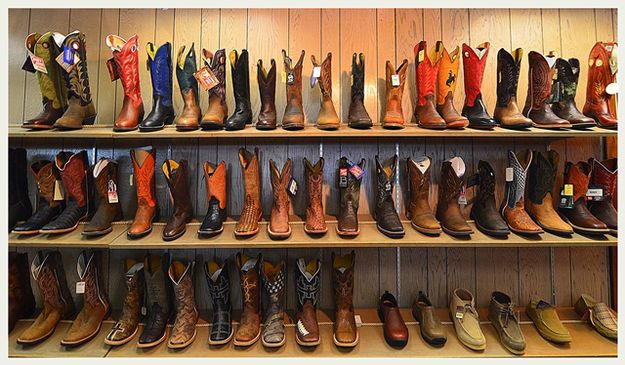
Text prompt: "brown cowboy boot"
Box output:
[[282, 50, 305, 130], [200, 49, 227, 130], [382, 59, 409, 129], [437, 43, 469, 129], [83, 158, 122, 236], [256, 59, 277, 130], [501, 150, 543, 235], [261, 260, 286, 348], [311, 53, 340, 130], [436, 156, 473, 236], [332, 251, 358, 348], [348, 53, 372, 129], [295, 257, 321, 346], [199, 161, 227, 236], [168, 259, 199, 349], [587, 158, 617, 235], [235, 148, 262, 237], [175, 44, 201, 131], [104, 259, 145, 346], [494, 48, 533, 129], [128, 147, 157, 239], [583, 42, 618, 129], [268, 159, 293, 239], [336, 157, 365, 236], [551, 58, 596, 129], [234, 253, 262, 347], [415, 41, 446, 129], [8, 252, 35, 332], [162, 160, 193, 241], [407, 156, 441, 235], [304, 157, 327, 234]]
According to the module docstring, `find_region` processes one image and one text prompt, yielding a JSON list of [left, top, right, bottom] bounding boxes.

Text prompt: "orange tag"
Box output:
[[194, 66, 219, 91]]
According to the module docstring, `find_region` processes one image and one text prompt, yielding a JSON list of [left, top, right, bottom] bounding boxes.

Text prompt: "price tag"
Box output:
[[505, 167, 514, 182], [141, 306, 147, 316], [559, 189, 574, 209], [455, 306, 464, 319], [347, 159, 365, 180], [287, 177, 298, 196], [53, 180, 64, 201], [63, 45, 75, 65], [587, 187, 604, 201], [55, 51, 80, 73], [458, 186, 467, 205], [391, 74, 400, 87], [339, 168, 348, 188], [563, 184, 574, 197], [31, 55, 47, 74], [310, 66, 321, 88], [194, 66, 220, 91], [286, 71, 295, 85], [108, 180, 119, 203], [76, 281, 85, 294], [418, 49, 425, 63], [354, 314, 362, 328], [129, 174, 134, 186], [606, 83, 618, 95]]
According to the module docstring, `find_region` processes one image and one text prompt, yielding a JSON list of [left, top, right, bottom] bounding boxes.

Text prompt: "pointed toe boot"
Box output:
[[200, 49, 228, 130], [304, 157, 327, 235], [470, 161, 510, 236], [336, 157, 365, 236], [175, 44, 201, 131], [256, 59, 277, 130], [83, 158, 122, 236], [261, 260, 286, 348], [235, 148, 262, 237], [225, 49, 252, 131], [167, 260, 199, 349], [501, 150, 543, 235], [374, 155, 405, 238], [437, 43, 469, 129], [140, 42, 175, 131], [104, 260, 144, 346], [332, 251, 358, 347], [162, 159, 193, 241], [461, 42, 497, 129], [9, 148, 33, 231], [199, 161, 227, 236], [348, 53, 372, 129], [415, 41, 446, 129], [205, 260, 233, 345], [295, 257, 321, 346], [552, 58, 596, 129], [268, 159, 293, 239], [587, 158, 617, 234], [436, 157, 473, 236], [234, 253, 262, 347], [8, 252, 36, 333], [128, 147, 157, 239], [583, 42, 618, 129], [494, 48, 533, 129], [138, 253, 172, 348], [407, 157, 441, 235], [311, 53, 340, 130], [282, 50, 306, 130], [382, 59, 409, 129]]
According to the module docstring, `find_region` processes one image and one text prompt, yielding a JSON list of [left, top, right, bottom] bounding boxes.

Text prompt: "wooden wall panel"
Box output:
[[395, 9, 423, 125], [96, 9, 120, 125], [321, 9, 341, 124], [8, 9, 31, 125]]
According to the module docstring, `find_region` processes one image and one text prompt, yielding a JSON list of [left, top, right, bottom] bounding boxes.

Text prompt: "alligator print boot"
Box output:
[[9, 148, 32, 231], [462, 42, 497, 129], [382, 59, 409, 129], [551, 58, 596, 129], [333, 251, 358, 348], [311, 52, 340, 130], [162, 159, 193, 241], [127, 147, 157, 239], [234, 253, 262, 347], [225, 49, 252, 131], [168, 259, 198, 349], [337, 157, 365, 237], [406, 156, 441, 235], [199, 161, 227, 236], [104, 259, 144, 346], [140, 42, 175, 131], [235, 148, 262, 237], [437, 43, 469, 129], [8, 252, 35, 332], [494, 48, 533, 129], [268, 159, 293, 239], [138, 253, 172, 348], [470, 160, 510, 236], [256, 58, 277, 130], [106, 34, 144, 132], [436, 156, 473, 236], [83, 158, 122, 236], [501, 150, 543, 235], [583, 42, 618, 129], [205, 259, 233, 345], [282, 50, 306, 130], [374, 155, 405, 238], [200, 48, 227, 129], [295, 257, 321, 346], [348, 53, 372, 129], [587, 158, 617, 235], [261, 260, 286, 348], [175, 44, 201, 131], [304, 157, 327, 234], [415, 41, 446, 129]]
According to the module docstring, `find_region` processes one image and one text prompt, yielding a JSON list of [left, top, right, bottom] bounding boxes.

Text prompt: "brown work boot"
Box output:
[[83, 158, 122, 236], [268, 159, 293, 239], [336, 157, 365, 237], [295, 257, 321, 346], [501, 150, 543, 235], [551, 58, 596, 129], [175, 44, 201, 131], [198, 161, 227, 236], [162, 159, 193, 241], [200, 49, 227, 130], [348, 53, 372, 129], [256, 59, 277, 130], [8, 252, 36, 333], [436, 156, 473, 236], [282, 50, 305, 130], [168, 259, 199, 349], [235, 148, 262, 237], [415, 41, 446, 129], [332, 251, 358, 348], [128, 147, 157, 239], [583, 42, 618, 129], [494, 48, 533, 129], [104, 259, 145, 346], [234, 253, 262, 347], [587, 158, 617, 235], [311, 53, 340, 130], [304, 157, 327, 235], [407, 157, 441, 235], [436, 43, 469, 129], [382, 59, 409, 129]]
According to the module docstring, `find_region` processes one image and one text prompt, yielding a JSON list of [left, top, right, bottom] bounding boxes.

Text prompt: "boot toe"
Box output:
[[335, 330, 357, 344]]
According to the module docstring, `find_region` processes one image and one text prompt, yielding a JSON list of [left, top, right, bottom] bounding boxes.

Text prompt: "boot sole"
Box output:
[[176, 126, 199, 131], [382, 123, 405, 129], [267, 226, 292, 240], [282, 125, 305, 131], [60, 321, 103, 346], [376, 224, 405, 238], [12, 228, 43, 235], [17, 326, 56, 345], [441, 226, 473, 237], [198, 226, 224, 237], [467, 124, 496, 130], [347, 123, 372, 130], [304, 227, 328, 235], [104, 326, 139, 346], [333, 332, 359, 348], [317, 124, 340, 130], [113, 126, 139, 132], [208, 329, 233, 346], [139, 125, 165, 132], [162, 228, 188, 241], [335, 226, 360, 237], [532, 123, 572, 129], [233, 330, 261, 347], [137, 330, 168, 348], [569, 123, 597, 129], [507, 225, 544, 235], [127, 226, 153, 240], [261, 335, 286, 348], [256, 125, 277, 131], [81, 226, 113, 237], [234, 227, 260, 238], [417, 123, 446, 130], [39, 220, 83, 234], [167, 329, 197, 349], [21, 124, 54, 130], [562, 217, 610, 235], [498, 123, 533, 130], [410, 222, 442, 235], [295, 335, 320, 347]]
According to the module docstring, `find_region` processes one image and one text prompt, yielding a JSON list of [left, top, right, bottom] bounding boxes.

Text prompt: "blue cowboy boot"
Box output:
[[140, 42, 175, 131]]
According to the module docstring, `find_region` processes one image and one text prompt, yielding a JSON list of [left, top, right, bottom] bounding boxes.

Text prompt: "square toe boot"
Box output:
[[332, 251, 358, 347], [200, 49, 227, 130], [234, 253, 262, 347], [162, 159, 193, 241], [167, 260, 199, 349], [551, 58, 596, 129], [470, 161, 510, 236], [436, 157, 473, 236], [348, 53, 372, 129], [382, 59, 409, 129], [140, 42, 175, 131], [295, 257, 321, 346], [8, 252, 36, 333], [501, 150, 543, 235], [407, 156, 441, 235], [138, 253, 172, 348], [494, 48, 533, 129], [374, 155, 405, 238], [175, 44, 201, 131], [488, 291, 526, 355], [199, 161, 227, 236], [583, 42, 618, 129], [304, 157, 328, 234], [256, 59, 277, 130], [83, 158, 122, 236], [9, 148, 32, 231], [205, 260, 233, 345], [225, 49, 252, 131], [461, 42, 497, 129], [282, 50, 306, 130], [261, 260, 286, 348], [104, 260, 144, 346], [268, 159, 293, 239], [587, 158, 617, 235], [415, 41, 446, 130], [127, 147, 157, 239], [311, 53, 340, 130], [336, 157, 365, 236], [235, 148, 262, 237], [436, 43, 469, 129]]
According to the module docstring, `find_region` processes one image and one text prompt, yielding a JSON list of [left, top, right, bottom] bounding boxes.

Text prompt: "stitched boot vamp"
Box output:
[[562, 200, 608, 229], [526, 197, 573, 234], [503, 201, 542, 233], [417, 95, 446, 128], [437, 93, 469, 127], [588, 200, 617, 230], [296, 302, 320, 343], [377, 201, 404, 233], [338, 202, 359, 233]]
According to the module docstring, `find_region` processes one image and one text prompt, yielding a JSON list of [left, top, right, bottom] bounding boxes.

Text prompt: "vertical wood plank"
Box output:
[[441, 9, 469, 108], [376, 9, 396, 126], [8, 9, 30, 124], [172, 9, 202, 117], [199, 9, 221, 114], [510, 9, 543, 108], [96, 9, 120, 125], [395, 9, 423, 124], [321, 9, 341, 124], [219, 9, 248, 115]]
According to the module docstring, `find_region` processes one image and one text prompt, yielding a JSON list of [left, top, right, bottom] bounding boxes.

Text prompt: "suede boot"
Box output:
[[200, 49, 227, 129], [406, 156, 441, 235], [436, 43, 469, 129], [552, 58, 596, 129], [470, 160, 510, 236], [415, 41, 446, 129], [374, 155, 405, 238], [583, 42, 618, 129], [332, 251, 358, 347], [175, 44, 201, 131], [199, 161, 227, 236], [225, 49, 252, 131], [256, 59, 277, 130], [282, 50, 306, 130], [382, 59, 409, 129], [83, 158, 122, 236], [348, 53, 372, 129], [205, 259, 233, 345], [295, 257, 321, 346], [268, 159, 293, 239], [168, 259, 198, 349], [311, 53, 340, 130], [501, 150, 543, 235], [162, 159, 193, 241], [337, 157, 365, 236], [235, 148, 262, 237], [436, 156, 473, 236], [128, 147, 157, 239], [587, 158, 617, 235], [234, 253, 262, 347], [494, 48, 533, 129], [462, 42, 497, 129], [8, 252, 36, 333], [304, 157, 327, 234], [104, 260, 144, 346]]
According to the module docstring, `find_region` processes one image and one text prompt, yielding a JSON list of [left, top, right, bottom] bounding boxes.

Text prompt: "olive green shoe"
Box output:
[[526, 298, 572, 343]]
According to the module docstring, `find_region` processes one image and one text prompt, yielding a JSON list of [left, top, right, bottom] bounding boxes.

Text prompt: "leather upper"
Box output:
[[282, 49, 305, 128], [205, 260, 232, 342], [583, 42, 618, 128], [257, 59, 277, 128], [382, 59, 408, 126], [380, 291, 409, 345]]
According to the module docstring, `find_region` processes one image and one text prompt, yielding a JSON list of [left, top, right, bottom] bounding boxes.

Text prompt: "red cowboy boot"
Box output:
[[415, 41, 446, 129], [461, 42, 497, 129], [583, 42, 618, 129]]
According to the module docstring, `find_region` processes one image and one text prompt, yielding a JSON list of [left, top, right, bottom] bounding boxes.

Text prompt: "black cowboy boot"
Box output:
[[225, 49, 252, 130]]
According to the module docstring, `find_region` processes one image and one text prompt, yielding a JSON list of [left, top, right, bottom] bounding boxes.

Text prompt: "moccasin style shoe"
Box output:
[[450, 288, 486, 351], [526, 298, 572, 344], [378, 291, 409, 347], [575, 294, 617, 340], [488, 291, 525, 355], [412, 291, 446, 346]]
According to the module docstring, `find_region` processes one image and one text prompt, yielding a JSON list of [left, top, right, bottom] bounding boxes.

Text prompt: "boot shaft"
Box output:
[[332, 251, 355, 310], [169, 260, 196, 312], [176, 43, 199, 103], [585, 42, 617, 105], [237, 253, 262, 312], [143, 253, 171, 314], [438, 157, 466, 207], [93, 157, 120, 207], [525, 51, 558, 111], [504, 150, 531, 209], [162, 159, 192, 215], [203, 48, 227, 107], [414, 41, 443, 105], [437, 44, 461, 105], [121, 260, 145, 320], [230, 49, 251, 109], [527, 150, 559, 204], [55, 150, 89, 208], [462, 42, 490, 106], [32, 160, 61, 209], [76, 250, 109, 310], [25, 32, 68, 110], [351, 53, 365, 102], [204, 160, 227, 209], [553, 58, 581, 103], [407, 157, 433, 208], [131, 147, 156, 207], [9, 252, 35, 306], [257, 59, 277, 112], [31, 251, 74, 316], [304, 157, 324, 206], [375, 154, 397, 207], [563, 161, 592, 203], [239, 148, 261, 208], [475, 160, 497, 208], [59, 31, 93, 105], [589, 158, 617, 200], [270, 158, 293, 203], [106, 34, 142, 104], [311, 53, 333, 99], [283, 49, 305, 109], [385, 59, 408, 104], [146, 42, 173, 107], [295, 257, 321, 310], [339, 157, 365, 209], [205, 260, 231, 309], [262, 260, 286, 313], [496, 48, 523, 108]]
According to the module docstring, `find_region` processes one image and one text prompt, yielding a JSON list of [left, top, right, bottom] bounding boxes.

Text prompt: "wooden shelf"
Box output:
[[8, 223, 127, 249]]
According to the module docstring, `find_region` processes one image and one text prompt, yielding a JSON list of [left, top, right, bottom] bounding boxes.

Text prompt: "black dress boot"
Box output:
[[205, 259, 233, 345], [140, 42, 175, 131], [470, 160, 510, 236], [225, 49, 252, 131], [9, 148, 32, 231], [374, 155, 405, 238]]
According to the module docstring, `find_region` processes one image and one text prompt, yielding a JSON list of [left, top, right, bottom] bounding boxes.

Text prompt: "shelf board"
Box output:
[[8, 223, 127, 248]]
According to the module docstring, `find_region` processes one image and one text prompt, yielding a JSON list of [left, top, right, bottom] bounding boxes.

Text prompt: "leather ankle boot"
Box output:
[[261, 260, 286, 348], [9, 148, 32, 231], [138, 253, 172, 348], [199, 161, 227, 236], [256, 59, 277, 130], [162, 159, 193, 241], [282, 50, 306, 130], [348, 53, 372, 129], [175, 44, 201, 131], [587, 158, 617, 235], [168, 259, 198, 349], [494, 48, 533, 129], [61, 250, 110, 346], [268, 158, 293, 239], [200, 49, 227, 130], [8, 252, 36, 332], [583, 42, 618, 129], [332, 251, 358, 347], [21, 32, 67, 130], [436, 156, 473, 236], [311, 53, 340, 130], [462, 42, 497, 129], [83, 158, 122, 236], [40, 151, 90, 234], [552, 58, 596, 129], [337, 157, 365, 236], [382, 59, 409, 129], [295, 257, 321, 346], [128, 147, 157, 239], [415, 41, 446, 129], [525, 150, 573, 235], [17, 251, 74, 345], [140, 42, 175, 131], [501, 150, 543, 235], [437, 43, 469, 129], [469, 160, 510, 236], [234, 253, 262, 347], [407, 156, 441, 235], [104, 259, 144, 346], [205, 259, 233, 345], [374, 155, 405, 238], [379, 291, 409, 347], [225, 49, 252, 131], [106, 34, 144, 132], [304, 157, 327, 234], [523, 51, 571, 129], [235, 148, 262, 237]]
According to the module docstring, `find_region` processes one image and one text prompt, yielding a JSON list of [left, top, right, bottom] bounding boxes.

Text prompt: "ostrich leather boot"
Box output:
[[312, 53, 340, 130], [225, 49, 252, 131], [407, 156, 441, 235], [268, 159, 293, 239], [295, 257, 321, 346], [337, 157, 365, 236], [587, 158, 617, 234], [234, 253, 262, 347], [175, 44, 201, 131], [17, 251, 74, 345], [525, 150, 573, 235], [8, 252, 36, 333], [382, 59, 409, 128], [560, 162, 609, 235], [83, 158, 122, 236], [470, 160, 510, 236], [436, 156, 473, 236], [583, 42, 618, 129], [415, 41, 446, 129], [374, 155, 405, 238], [200, 48, 228, 129], [106, 34, 144, 132], [261, 260, 286, 348], [494, 48, 533, 129], [332, 251, 358, 347], [304, 157, 327, 234], [282, 50, 306, 130], [138, 253, 172, 348], [437, 43, 469, 129], [141, 42, 175, 131], [462, 42, 497, 129], [501, 150, 543, 235], [104, 260, 145, 346], [9, 148, 32, 231], [54, 31, 97, 129], [256, 59, 277, 130], [162, 159, 193, 241], [168, 260, 199, 349], [551, 58, 596, 129], [128, 147, 157, 239], [61, 250, 110, 346], [235, 148, 262, 237], [21, 32, 67, 129], [348, 53, 372, 129], [205, 259, 233, 345], [199, 161, 227, 236]]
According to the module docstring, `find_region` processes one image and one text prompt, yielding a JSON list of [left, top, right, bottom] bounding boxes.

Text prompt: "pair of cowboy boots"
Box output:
[[8, 252, 36, 333], [382, 59, 409, 128], [436, 156, 473, 236], [256, 58, 277, 130], [494, 48, 533, 129], [8, 148, 32, 231], [462, 42, 497, 129], [337, 157, 365, 236], [583, 42, 618, 129], [175, 43, 202, 131], [406, 156, 441, 235], [374, 155, 404, 238], [162, 159, 193, 241], [311, 53, 340, 130], [104, 259, 145, 346]]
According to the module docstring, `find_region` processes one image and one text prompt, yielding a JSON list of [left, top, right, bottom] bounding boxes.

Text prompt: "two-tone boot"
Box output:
[[256, 59, 277, 130], [583, 42, 618, 129], [461, 42, 497, 129], [311, 53, 340, 130], [415, 41, 446, 129], [168, 259, 198, 349], [436, 43, 469, 129], [436, 156, 473, 236], [199, 161, 227, 236], [82, 158, 122, 236], [104, 259, 144, 346], [469, 160, 510, 236], [551, 58, 596, 128], [200, 49, 227, 129], [205, 259, 233, 345], [382, 59, 409, 129], [374, 155, 405, 238], [234, 253, 262, 347], [175, 44, 201, 131], [141, 42, 175, 131], [268, 159, 292, 239], [501, 150, 543, 235], [337, 157, 365, 236], [8, 252, 36, 332], [295, 257, 321, 346], [282, 50, 306, 130], [304, 157, 327, 234], [162, 159, 193, 241], [138, 253, 172, 348], [225, 49, 252, 131], [348, 53, 372, 129], [332, 251, 358, 347], [261, 260, 286, 348], [588, 158, 617, 235], [9, 148, 33, 231], [235, 148, 262, 237], [128, 147, 157, 239], [406, 156, 441, 235], [494, 48, 533, 129]]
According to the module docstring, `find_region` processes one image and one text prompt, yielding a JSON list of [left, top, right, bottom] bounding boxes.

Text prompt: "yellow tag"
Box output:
[[564, 184, 574, 196], [418, 49, 425, 62], [281, 71, 286, 83], [350, 74, 353, 86], [53, 180, 64, 201], [129, 174, 134, 186]]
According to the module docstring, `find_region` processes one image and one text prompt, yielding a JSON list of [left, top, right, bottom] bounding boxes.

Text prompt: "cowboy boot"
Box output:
[[200, 48, 227, 129], [268, 158, 292, 239], [501, 150, 543, 235], [199, 161, 227, 236], [436, 156, 473, 236], [138, 253, 172, 348], [551, 58, 596, 129], [175, 44, 201, 131], [406, 156, 441, 235], [168, 259, 198, 349], [304, 157, 327, 234], [282, 50, 306, 130], [332, 251, 358, 347], [261, 260, 286, 348], [8, 252, 36, 332], [382, 59, 409, 129], [588, 158, 617, 235], [53, 31, 97, 129], [337, 157, 365, 236], [256, 59, 277, 130], [162, 159, 193, 241], [235, 148, 262, 237], [140, 42, 175, 131], [295, 257, 321, 346], [82, 158, 122, 236], [205, 259, 233, 345], [469, 160, 510, 236], [128, 147, 157, 239], [104, 259, 144, 346], [234, 253, 262, 347], [525, 150, 573, 235], [8, 148, 32, 231], [21, 32, 67, 129], [462, 42, 497, 129], [583, 42, 618, 129], [311, 53, 340, 130], [415, 41, 446, 129], [437, 43, 469, 129], [348, 53, 372, 129], [523, 51, 571, 129], [225, 49, 252, 131], [106, 34, 144, 132], [17, 251, 74, 345], [374, 155, 405, 238], [494, 48, 533, 129], [40, 151, 89, 234], [61, 250, 110, 346]]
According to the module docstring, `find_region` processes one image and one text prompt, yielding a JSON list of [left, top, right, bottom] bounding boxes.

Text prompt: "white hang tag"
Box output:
[[458, 187, 467, 205], [108, 180, 119, 203], [287, 177, 298, 196], [76, 281, 86, 294], [354, 314, 362, 328], [141, 306, 147, 316], [455, 306, 464, 319], [53, 180, 64, 201], [312, 66, 321, 78], [587, 188, 604, 199], [129, 174, 134, 186], [391, 74, 400, 87], [505, 167, 514, 182], [31, 55, 48, 74], [606, 83, 618, 95]]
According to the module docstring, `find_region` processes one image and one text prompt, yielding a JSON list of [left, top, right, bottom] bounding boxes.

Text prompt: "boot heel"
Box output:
[[83, 115, 97, 125]]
